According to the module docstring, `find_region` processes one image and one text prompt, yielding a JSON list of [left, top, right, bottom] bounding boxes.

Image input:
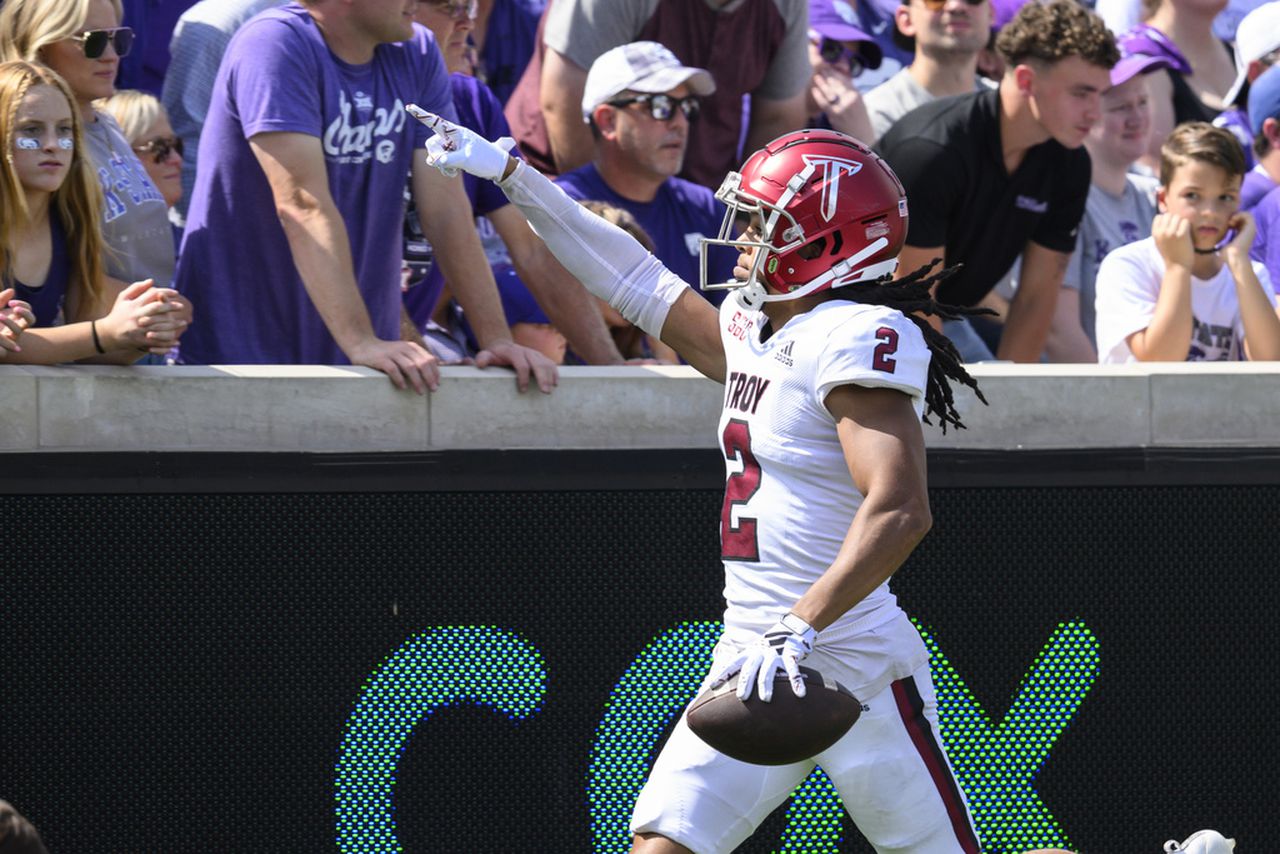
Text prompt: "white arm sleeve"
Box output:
[[497, 159, 691, 337]]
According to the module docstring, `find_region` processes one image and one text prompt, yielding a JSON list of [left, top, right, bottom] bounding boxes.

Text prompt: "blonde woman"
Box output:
[[0, 0, 190, 321], [97, 89, 183, 217], [0, 60, 186, 363]]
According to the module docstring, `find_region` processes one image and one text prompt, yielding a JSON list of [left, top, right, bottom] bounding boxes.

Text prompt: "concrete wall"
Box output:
[[2, 362, 1279, 452]]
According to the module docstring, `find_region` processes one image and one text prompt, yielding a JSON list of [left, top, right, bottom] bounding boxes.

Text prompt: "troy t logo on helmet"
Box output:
[[799, 155, 863, 223]]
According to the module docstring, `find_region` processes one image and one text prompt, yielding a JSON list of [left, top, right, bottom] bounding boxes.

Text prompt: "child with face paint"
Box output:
[[0, 60, 185, 363]]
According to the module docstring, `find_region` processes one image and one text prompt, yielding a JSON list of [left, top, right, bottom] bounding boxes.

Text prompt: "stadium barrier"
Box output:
[[1, 364, 1277, 852]]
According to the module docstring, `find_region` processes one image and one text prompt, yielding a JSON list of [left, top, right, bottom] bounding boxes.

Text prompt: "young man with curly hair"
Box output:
[[876, 0, 1118, 362]]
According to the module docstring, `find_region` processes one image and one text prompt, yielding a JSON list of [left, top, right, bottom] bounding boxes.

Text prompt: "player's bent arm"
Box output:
[[540, 49, 594, 175], [998, 241, 1068, 362], [895, 243, 947, 333], [788, 384, 932, 633], [489, 204, 626, 364], [496, 159, 727, 380], [250, 132, 378, 353]]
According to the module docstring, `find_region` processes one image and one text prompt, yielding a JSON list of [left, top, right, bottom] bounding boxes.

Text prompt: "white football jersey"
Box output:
[[715, 292, 931, 646]]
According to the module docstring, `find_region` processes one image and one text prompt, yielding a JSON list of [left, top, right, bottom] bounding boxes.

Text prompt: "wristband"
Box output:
[[91, 320, 106, 354]]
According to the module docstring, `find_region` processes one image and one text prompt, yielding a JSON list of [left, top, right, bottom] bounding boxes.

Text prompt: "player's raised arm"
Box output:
[[409, 106, 726, 382]]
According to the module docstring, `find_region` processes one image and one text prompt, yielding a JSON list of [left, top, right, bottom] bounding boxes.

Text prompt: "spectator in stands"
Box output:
[[0, 800, 48, 854], [1213, 1, 1280, 171], [406, 0, 624, 365], [1048, 48, 1172, 361], [96, 90, 184, 233], [173, 0, 557, 393], [555, 42, 737, 303], [1254, 186, 1280, 288], [0, 60, 187, 364], [804, 0, 882, 143], [863, 0, 993, 141], [161, 0, 286, 223], [576, 200, 679, 362], [1241, 60, 1280, 210], [114, 0, 198, 96], [876, 0, 1117, 362], [0, 0, 191, 314], [505, 0, 811, 188], [472, 0, 546, 106], [1247, 68, 1280, 284], [1119, 0, 1237, 169], [1095, 122, 1280, 361]]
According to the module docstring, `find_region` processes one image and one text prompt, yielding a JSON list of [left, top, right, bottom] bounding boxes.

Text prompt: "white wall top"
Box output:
[[2, 363, 1278, 452]]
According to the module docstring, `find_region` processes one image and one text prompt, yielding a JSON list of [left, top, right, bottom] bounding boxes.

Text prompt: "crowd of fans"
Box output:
[[2, 0, 1280, 386]]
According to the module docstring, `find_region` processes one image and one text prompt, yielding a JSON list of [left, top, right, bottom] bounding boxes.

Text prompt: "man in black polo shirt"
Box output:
[[876, 0, 1118, 362]]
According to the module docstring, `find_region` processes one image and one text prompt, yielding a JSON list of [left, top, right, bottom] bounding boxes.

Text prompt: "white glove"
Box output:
[[407, 103, 516, 182], [711, 613, 816, 702]]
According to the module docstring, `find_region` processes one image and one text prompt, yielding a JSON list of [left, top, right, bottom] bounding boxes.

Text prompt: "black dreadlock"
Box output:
[[834, 259, 989, 433]]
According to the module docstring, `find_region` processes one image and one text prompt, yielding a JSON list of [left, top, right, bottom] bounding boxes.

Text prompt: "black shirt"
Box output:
[[874, 87, 1091, 307]]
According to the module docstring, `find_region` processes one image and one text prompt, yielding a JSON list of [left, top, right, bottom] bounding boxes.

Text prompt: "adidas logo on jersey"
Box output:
[[774, 340, 795, 368]]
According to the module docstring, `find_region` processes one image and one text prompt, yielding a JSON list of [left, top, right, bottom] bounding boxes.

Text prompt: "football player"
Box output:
[[415, 107, 988, 853]]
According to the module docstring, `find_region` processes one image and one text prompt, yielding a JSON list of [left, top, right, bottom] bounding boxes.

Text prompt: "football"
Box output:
[[686, 665, 862, 765]]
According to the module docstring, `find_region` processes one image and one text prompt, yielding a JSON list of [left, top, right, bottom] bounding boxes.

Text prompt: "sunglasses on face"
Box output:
[[815, 38, 864, 76], [133, 135, 183, 164], [429, 0, 478, 19], [71, 26, 135, 59], [917, 0, 987, 12], [607, 93, 701, 122]]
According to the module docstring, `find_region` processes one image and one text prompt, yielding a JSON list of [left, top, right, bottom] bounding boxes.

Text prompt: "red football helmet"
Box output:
[[701, 129, 908, 307]]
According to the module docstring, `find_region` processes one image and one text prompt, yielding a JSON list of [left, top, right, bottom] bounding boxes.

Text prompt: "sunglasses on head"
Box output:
[[815, 38, 864, 76], [607, 93, 701, 122], [133, 135, 183, 164], [71, 26, 134, 59], [917, 0, 987, 11], [430, 0, 478, 19]]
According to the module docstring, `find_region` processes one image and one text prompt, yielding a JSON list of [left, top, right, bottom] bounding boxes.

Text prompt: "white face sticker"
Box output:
[[15, 137, 41, 150], [58, 137, 73, 150]]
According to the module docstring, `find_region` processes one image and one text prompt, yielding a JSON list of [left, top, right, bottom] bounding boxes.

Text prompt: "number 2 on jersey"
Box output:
[[873, 326, 899, 373], [720, 419, 761, 562]]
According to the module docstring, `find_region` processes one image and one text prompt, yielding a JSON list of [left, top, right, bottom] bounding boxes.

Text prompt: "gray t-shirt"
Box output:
[[863, 69, 990, 141], [864, 69, 933, 141], [1066, 172, 1158, 347], [83, 112, 176, 287]]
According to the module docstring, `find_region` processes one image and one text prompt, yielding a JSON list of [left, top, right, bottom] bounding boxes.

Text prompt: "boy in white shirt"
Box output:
[[1095, 121, 1280, 362]]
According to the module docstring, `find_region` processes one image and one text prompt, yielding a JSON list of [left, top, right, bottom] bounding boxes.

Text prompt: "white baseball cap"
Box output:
[[581, 41, 716, 122], [1224, 1, 1280, 106]]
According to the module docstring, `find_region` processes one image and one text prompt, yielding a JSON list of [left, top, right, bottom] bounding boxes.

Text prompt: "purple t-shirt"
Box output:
[[1250, 185, 1280, 290], [175, 4, 455, 365], [555, 164, 735, 304], [1242, 164, 1277, 214], [404, 73, 511, 329], [478, 0, 545, 105]]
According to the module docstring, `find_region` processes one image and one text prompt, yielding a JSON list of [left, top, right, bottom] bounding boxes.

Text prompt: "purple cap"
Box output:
[[809, 0, 885, 69], [1248, 64, 1280, 135], [1109, 37, 1177, 87], [1117, 24, 1193, 76], [991, 0, 1033, 31]]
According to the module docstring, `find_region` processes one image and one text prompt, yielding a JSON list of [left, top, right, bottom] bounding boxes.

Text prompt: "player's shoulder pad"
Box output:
[[811, 301, 930, 401]]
